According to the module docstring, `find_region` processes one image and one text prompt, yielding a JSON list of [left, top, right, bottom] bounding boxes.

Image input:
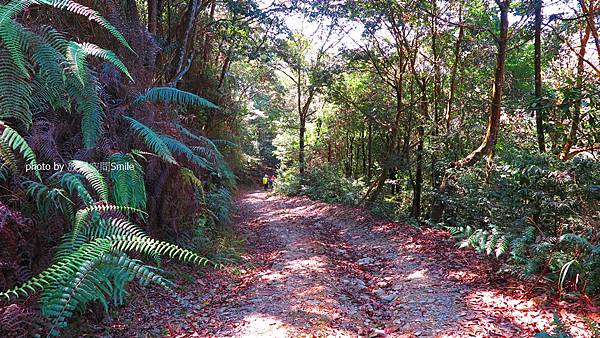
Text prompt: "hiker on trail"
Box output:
[[269, 175, 276, 189], [262, 174, 269, 191]]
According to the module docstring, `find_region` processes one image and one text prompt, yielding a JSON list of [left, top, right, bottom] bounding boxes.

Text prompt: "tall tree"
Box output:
[[431, 0, 511, 221], [273, 25, 340, 174], [445, 4, 464, 133], [561, 0, 594, 159], [534, 0, 545, 152]]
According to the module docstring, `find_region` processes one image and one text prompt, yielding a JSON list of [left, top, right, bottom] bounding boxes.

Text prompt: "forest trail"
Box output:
[[93, 190, 593, 337]]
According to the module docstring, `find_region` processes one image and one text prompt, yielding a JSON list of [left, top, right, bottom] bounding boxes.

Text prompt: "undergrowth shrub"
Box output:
[[276, 165, 365, 205], [443, 149, 600, 296], [176, 183, 240, 262], [178, 214, 243, 265]]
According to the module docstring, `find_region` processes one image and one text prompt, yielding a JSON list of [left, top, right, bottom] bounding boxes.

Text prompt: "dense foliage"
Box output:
[[253, 0, 600, 301], [0, 0, 285, 334], [0, 0, 599, 334]]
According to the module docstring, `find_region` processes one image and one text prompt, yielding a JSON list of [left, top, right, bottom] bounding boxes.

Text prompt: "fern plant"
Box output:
[[109, 152, 147, 209], [123, 116, 177, 164], [123, 116, 236, 224], [65, 42, 132, 83], [0, 1, 132, 147], [0, 0, 132, 52], [0, 120, 41, 180], [134, 87, 218, 109], [123, 116, 229, 179], [8, 160, 212, 336], [454, 225, 511, 258]]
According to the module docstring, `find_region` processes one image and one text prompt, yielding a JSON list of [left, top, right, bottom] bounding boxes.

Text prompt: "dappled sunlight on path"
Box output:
[[202, 190, 594, 337], [89, 190, 595, 337]]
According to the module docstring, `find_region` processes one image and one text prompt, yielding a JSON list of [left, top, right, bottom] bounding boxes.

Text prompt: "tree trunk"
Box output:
[[297, 69, 305, 175], [367, 120, 373, 182], [431, 0, 441, 189], [217, 45, 233, 89], [579, 0, 600, 63], [534, 0, 545, 152], [172, 0, 200, 84], [299, 121, 306, 175], [124, 0, 142, 28], [350, 134, 355, 177], [368, 79, 403, 202], [430, 0, 510, 222], [561, 4, 592, 159], [361, 128, 366, 176], [446, 5, 464, 132], [166, 0, 171, 43], [411, 126, 424, 218], [355, 132, 360, 176], [148, 0, 159, 35], [201, 0, 216, 72], [451, 0, 509, 169]]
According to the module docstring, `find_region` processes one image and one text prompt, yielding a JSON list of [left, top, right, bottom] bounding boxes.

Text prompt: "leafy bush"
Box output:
[[276, 165, 365, 205], [274, 164, 302, 196], [178, 214, 243, 264], [443, 149, 600, 295]]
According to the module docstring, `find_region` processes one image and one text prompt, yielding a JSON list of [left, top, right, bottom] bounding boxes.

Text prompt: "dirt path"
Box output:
[[89, 190, 595, 337]]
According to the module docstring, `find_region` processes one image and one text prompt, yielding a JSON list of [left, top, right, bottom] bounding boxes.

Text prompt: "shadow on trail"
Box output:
[[86, 190, 592, 337], [205, 190, 589, 337]]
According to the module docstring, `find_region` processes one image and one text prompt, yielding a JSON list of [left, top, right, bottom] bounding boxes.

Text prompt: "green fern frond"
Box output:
[[485, 228, 499, 256], [37, 25, 68, 52], [109, 153, 146, 209], [123, 116, 177, 164], [92, 217, 146, 238], [110, 234, 212, 266], [175, 123, 222, 158], [24, 180, 74, 218], [73, 204, 146, 241], [560, 233, 593, 252], [56, 172, 95, 206], [0, 0, 133, 52], [0, 18, 30, 76], [0, 121, 41, 180], [160, 135, 213, 171], [0, 50, 32, 128], [206, 187, 233, 224], [24, 25, 69, 110], [65, 70, 104, 148], [180, 167, 206, 204], [0, 238, 112, 301], [0, 2, 30, 28], [55, 217, 145, 260], [42, 251, 108, 336], [40, 253, 170, 336], [495, 235, 509, 258], [69, 160, 109, 201], [134, 87, 218, 109], [66, 41, 132, 83]]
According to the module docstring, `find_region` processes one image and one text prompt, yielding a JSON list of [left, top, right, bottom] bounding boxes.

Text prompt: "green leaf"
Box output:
[[135, 87, 218, 109]]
